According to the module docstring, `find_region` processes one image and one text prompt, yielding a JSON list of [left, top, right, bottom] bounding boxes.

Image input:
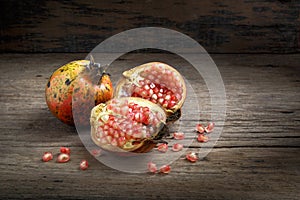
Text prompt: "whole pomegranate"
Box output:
[[115, 62, 186, 122], [90, 97, 168, 153], [45, 57, 113, 126]]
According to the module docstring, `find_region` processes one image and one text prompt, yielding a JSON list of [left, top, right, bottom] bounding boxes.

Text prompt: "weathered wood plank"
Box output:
[[0, 147, 299, 199], [0, 53, 299, 199], [0, 0, 299, 53]]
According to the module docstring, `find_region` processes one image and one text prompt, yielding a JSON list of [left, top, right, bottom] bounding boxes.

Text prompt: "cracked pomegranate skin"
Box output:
[[115, 62, 186, 121], [45, 60, 113, 126], [90, 97, 168, 153]]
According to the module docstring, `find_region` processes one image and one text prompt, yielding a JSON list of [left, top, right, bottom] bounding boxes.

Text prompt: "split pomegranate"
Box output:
[[90, 97, 167, 153], [115, 62, 186, 121], [186, 152, 198, 162], [172, 143, 183, 152], [57, 153, 70, 163], [157, 143, 168, 153], [45, 56, 113, 126], [42, 152, 53, 162], [80, 160, 88, 170], [159, 165, 171, 174], [147, 162, 157, 173]]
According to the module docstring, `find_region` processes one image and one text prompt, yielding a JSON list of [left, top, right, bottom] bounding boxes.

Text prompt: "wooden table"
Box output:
[[0, 53, 299, 199]]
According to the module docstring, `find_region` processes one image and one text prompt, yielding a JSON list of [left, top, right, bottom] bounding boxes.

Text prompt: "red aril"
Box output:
[[57, 153, 70, 163], [115, 62, 186, 122], [80, 160, 88, 170], [157, 143, 168, 153], [173, 132, 185, 140], [159, 165, 171, 174], [60, 147, 71, 155], [172, 143, 183, 152], [197, 134, 208, 143], [90, 97, 167, 153], [186, 152, 198, 162], [42, 152, 53, 162], [205, 122, 215, 133], [196, 124, 205, 134], [147, 162, 157, 173]]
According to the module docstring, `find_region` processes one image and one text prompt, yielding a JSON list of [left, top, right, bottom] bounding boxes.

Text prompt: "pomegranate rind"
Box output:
[[90, 97, 167, 153], [115, 62, 186, 118], [45, 60, 113, 126]]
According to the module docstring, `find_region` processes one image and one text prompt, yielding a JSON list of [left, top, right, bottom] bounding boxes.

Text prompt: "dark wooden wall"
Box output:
[[0, 0, 299, 53]]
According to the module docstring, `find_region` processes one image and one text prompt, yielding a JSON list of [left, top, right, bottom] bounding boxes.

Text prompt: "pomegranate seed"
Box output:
[[118, 136, 126, 146], [57, 153, 70, 163], [197, 134, 208, 143], [172, 143, 183, 152], [159, 165, 171, 174], [157, 143, 168, 153], [186, 152, 198, 162], [91, 149, 102, 157], [80, 160, 88, 170], [42, 152, 53, 162], [173, 132, 185, 140], [147, 162, 157, 173], [205, 122, 215, 133], [60, 147, 70, 155], [196, 124, 205, 134]]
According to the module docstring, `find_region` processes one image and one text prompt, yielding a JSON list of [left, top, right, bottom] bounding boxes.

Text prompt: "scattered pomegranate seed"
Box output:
[[172, 143, 183, 152], [80, 160, 88, 170], [57, 153, 70, 163], [196, 124, 205, 134], [197, 134, 209, 143], [205, 122, 215, 133], [173, 132, 185, 140], [186, 152, 198, 162], [159, 165, 171, 174], [42, 152, 53, 162], [147, 162, 157, 173], [91, 149, 102, 157], [60, 147, 71, 155], [157, 143, 168, 153]]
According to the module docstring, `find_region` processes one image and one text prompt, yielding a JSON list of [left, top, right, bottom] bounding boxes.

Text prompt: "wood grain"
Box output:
[[0, 0, 299, 53], [0, 53, 299, 199]]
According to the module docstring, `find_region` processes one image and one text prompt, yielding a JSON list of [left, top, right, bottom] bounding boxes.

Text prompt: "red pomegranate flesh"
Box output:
[[90, 97, 167, 153], [115, 62, 186, 121]]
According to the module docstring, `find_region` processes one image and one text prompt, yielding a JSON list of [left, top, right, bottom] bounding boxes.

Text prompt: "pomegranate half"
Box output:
[[115, 62, 186, 121], [90, 97, 167, 153]]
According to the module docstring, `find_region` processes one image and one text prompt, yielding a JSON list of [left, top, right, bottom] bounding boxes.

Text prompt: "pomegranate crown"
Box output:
[[86, 54, 110, 77]]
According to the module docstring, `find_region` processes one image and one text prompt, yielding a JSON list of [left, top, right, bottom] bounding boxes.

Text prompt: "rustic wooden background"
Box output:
[[0, 0, 299, 199], [0, 0, 299, 53]]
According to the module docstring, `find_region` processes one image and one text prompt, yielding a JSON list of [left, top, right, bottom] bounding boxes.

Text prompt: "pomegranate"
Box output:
[[45, 56, 113, 126], [90, 97, 168, 153], [115, 62, 186, 122]]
